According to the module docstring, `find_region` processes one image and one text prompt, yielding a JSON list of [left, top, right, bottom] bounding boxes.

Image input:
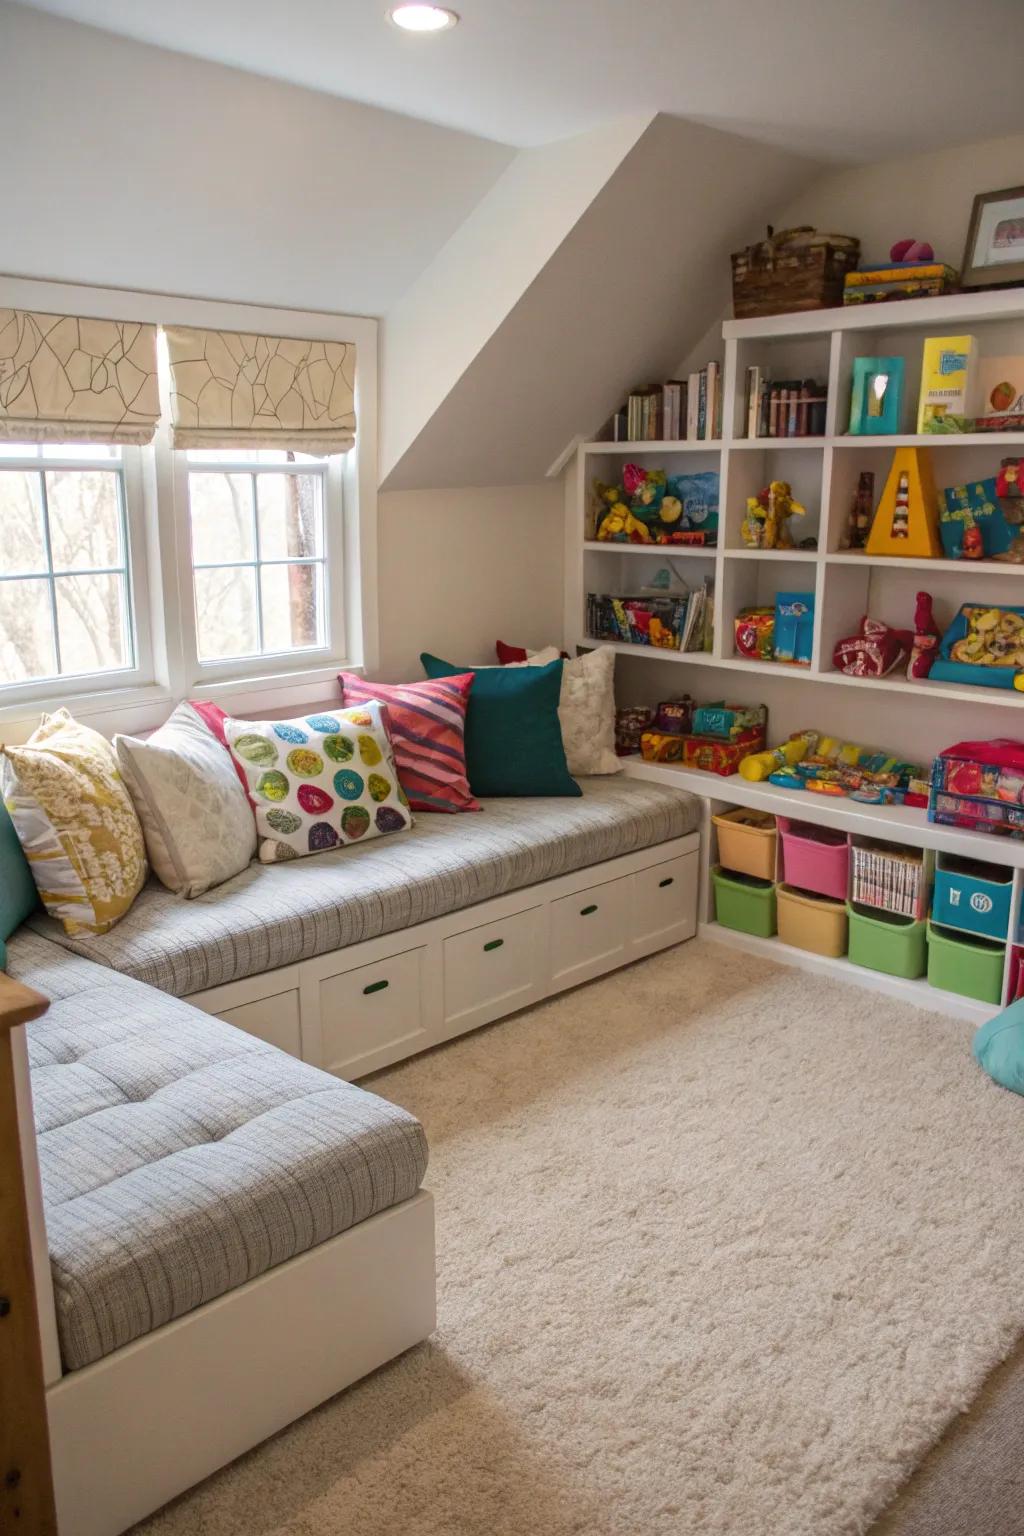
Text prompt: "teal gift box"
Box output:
[[848, 356, 904, 435]]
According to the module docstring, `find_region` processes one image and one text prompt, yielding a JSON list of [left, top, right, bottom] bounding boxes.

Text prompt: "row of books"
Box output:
[[850, 842, 926, 921], [744, 368, 828, 438], [843, 261, 959, 306], [603, 361, 722, 443]]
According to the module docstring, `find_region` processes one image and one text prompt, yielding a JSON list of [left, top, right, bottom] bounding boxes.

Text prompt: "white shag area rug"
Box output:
[[139, 940, 1024, 1536]]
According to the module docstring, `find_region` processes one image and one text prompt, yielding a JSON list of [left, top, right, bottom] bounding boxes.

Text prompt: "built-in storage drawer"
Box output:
[[216, 989, 302, 1057], [318, 946, 427, 1080], [549, 874, 630, 992], [630, 851, 699, 957], [442, 906, 544, 1035]]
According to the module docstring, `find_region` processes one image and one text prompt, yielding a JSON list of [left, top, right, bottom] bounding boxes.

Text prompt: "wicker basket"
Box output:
[[731, 226, 860, 319]]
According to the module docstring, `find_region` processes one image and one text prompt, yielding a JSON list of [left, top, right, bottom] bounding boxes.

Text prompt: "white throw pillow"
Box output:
[[510, 646, 619, 776], [115, 701, 257, 898]]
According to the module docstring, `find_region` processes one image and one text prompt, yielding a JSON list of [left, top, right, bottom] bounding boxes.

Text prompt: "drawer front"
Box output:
[[630, 851, 699, 958], [443, 906, 544, 1036], [549, 875, 630, 992], [217, 990, 302, 1057], [319, 947, 427, 1080]]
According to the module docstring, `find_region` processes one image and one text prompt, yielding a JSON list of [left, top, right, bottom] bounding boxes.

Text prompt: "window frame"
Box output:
[[0, 443, 154, 708], [0, 275, 379, 741]]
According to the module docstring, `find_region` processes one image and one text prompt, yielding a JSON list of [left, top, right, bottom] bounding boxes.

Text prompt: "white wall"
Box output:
[[0, 1, 513, 316], [377, 484, 563, 680]]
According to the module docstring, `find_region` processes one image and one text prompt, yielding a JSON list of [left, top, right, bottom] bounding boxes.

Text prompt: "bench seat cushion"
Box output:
[[27, 777, 698, 997], [6, 932, 428, 1372]]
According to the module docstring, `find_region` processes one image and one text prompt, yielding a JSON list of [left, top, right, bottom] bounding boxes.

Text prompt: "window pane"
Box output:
[[46, 470, 123, 571], [41, 443, 121, 461], [189, 473, 255, 564], [0, 578, 57, 683], [260, 563, 324, 653], [55, 573, 131, 673], [0, 443, 42, 460], [257, 472, 323, 559], [0, 471, 46, 575], [194, 565, 259, 661]]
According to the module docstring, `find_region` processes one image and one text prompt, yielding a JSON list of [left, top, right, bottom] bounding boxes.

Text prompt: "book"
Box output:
[[844, 278, 951, 305], [744, 365, 761, 439], [706, 361, 719, 441], [686, 372, 699, 440], [697, 368, 708, 440], [846, 262, 958, 287], [918, 335, 978, 433]]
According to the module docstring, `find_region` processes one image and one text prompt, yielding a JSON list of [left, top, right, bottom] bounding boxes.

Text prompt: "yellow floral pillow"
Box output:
[[0, 709, 147, 935]]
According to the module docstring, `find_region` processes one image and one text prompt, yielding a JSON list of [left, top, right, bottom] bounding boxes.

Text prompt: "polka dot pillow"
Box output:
[[224, 703, 412, 864]]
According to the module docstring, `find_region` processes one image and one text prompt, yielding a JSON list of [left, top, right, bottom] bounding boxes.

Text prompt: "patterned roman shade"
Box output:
[[164, 326, 356, 454], [0, 310, 160, 445]]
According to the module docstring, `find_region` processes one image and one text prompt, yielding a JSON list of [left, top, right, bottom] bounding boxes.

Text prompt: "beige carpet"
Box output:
[[138, 940, 1024, 1536]]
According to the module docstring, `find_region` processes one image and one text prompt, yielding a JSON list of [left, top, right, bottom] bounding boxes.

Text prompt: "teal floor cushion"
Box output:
[[0, 800, 39, 969], [973, 999, 1024, 1097]]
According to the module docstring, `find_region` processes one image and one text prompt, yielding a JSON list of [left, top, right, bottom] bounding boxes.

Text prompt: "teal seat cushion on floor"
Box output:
[[0, 799, 39, 970], [421, 654, 580, 798], [973, 1000, 1024, 1097]]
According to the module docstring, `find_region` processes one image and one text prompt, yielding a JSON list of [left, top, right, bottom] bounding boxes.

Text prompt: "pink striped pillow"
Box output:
[[338, 671, 480, 813]]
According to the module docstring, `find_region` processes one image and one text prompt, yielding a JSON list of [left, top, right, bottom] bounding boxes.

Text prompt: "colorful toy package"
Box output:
[[652, 695, 694, 735], [734, 607, 775, 660], [680, 728, 766, 776], [940, 478, 1013, 560], [592, 467, 719, 546], [773, 591, 815, 665], [666, 471, 719, 546], [692, 702, 768, 740], [930, 603, 1024, 690], [640, 730, 687, 764], [930, 739, 1024, 837]]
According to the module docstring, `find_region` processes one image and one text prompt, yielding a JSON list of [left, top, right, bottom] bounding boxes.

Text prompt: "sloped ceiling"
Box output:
[[382, 115, 821, 490]]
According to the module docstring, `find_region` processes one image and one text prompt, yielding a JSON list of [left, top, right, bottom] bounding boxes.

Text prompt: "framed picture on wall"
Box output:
[[962, 185, 1024, 289]]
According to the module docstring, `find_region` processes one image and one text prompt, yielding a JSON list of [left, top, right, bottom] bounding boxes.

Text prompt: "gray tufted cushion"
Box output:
[[26, 777, 699, 996], [7, 931, 428, 1372]]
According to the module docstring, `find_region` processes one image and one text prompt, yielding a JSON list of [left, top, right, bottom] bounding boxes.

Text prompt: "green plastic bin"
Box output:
[[927, 920, 1005, 1004], [712, 865, 777, 938], [846, 902, 926, 979]]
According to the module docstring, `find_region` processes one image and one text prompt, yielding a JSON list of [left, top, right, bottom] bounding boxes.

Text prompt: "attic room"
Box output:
[[3, 2, 1024, 1533]]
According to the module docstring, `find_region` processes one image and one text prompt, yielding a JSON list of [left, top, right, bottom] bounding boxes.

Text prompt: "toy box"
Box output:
[[929, 738, 1024, 838], [680, 729, 765, 776], [929, 603, 1024, 690], [652, 696, 694, 735], [917, 335, 979, 433], [640, 730, 686, 764], [932, 852, 1012, 941], [773, 591, 815, 665], [692, 701, 767, 740]]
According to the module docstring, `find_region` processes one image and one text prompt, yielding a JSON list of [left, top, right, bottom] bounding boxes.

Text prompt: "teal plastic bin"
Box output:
[[847, 901, 926, 979], [927, 920, 1005, 1004], [712, 865, 777, 938]]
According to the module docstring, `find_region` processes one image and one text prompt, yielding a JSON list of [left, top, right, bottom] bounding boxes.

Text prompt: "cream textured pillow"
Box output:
[[116, 702, 257, 898], [0, 708, 147, 935], [510, 646, 620, 776]]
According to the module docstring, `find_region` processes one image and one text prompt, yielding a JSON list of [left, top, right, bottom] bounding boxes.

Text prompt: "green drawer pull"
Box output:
[[483, 938, 504, 952], [363, 979, 389, 995], [580, 903, 598, 916], [659, 877, 674, 888]]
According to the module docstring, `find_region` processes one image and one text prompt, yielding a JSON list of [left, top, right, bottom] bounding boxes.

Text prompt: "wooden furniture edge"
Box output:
[[0, 973, 49, 1031]]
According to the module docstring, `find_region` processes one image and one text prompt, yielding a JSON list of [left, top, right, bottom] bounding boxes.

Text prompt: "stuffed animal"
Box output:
[[907, 590, 940, 680], [834, 615, 913, 678], [890, 239, 935, 263], [741, 481, 806, 549]]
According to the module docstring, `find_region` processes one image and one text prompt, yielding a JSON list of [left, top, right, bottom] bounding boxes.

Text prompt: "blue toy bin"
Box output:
[[974, 999, 1024, 1097], [932, 853, 1012, 942], [929, 602, 1024, 691]]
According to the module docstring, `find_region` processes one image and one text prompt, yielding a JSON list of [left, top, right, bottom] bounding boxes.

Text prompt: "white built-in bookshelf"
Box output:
[[564, 288, 1024, 1021]]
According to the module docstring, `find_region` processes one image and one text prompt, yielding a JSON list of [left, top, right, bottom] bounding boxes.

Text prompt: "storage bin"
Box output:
[[847, 902, 926, 979], [850, 839, 926, 920], [776, 884, 848, 958], [712, 808, 777, 881], [932, 853, 1012, 942], [711, 865, 777, 938], [778, 817, 849, 901], [926, 920, 1005, 1005]]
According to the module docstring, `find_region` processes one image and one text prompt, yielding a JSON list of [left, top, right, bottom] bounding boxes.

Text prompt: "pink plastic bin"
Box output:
[[778, 817, 850, 901]]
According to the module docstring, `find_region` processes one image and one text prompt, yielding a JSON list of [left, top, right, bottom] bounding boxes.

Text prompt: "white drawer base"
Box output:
[[190, 834, 699, 1080]]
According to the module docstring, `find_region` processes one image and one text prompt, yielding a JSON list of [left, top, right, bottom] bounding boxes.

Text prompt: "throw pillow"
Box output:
[[420, 654, 580, 798], [338, 671, 479, 813], [115, 702, 257, 897], [0, 708, 147, 935], [497, 643, 620, 776], [0, 800, 39, 968], [224, 702, 413, 863]]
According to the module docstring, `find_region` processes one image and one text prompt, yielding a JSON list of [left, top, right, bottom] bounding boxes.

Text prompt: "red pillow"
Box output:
[[338, 671, 480, 813], [495, 640, 570, 665]]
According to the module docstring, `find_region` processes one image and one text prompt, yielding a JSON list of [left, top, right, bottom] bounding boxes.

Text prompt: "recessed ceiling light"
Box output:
[[388, 4, 459, 31]]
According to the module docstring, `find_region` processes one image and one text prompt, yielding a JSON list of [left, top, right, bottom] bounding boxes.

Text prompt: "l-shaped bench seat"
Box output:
[[27, 776, 702, 1079]]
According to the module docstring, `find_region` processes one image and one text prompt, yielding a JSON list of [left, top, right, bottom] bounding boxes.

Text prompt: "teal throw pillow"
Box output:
[[0, 798, 39, 969], [420, 655, 580, 798], [973, 999, 1024, 1097]]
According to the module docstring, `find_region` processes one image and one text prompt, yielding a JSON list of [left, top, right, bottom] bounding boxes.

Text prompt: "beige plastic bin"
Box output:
[[777, 882, 848, 958], [712, 808, 777, 881]]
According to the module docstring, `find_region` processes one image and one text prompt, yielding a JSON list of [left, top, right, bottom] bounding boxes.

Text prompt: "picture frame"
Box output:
[[962, 185, 1024, 290], [848, 355, 904, 435]]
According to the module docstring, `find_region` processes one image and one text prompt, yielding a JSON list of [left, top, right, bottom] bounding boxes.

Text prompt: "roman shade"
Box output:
[[0, 310, 160, 445], [164, 326, 356, 454]]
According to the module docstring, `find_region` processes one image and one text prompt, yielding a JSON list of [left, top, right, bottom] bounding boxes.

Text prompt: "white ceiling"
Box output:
[[13, 0, 1024, 160]]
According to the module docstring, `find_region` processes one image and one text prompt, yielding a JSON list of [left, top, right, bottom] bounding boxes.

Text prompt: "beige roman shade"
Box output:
[[0, 310, 160, 445], [164, 326, 356, 454]]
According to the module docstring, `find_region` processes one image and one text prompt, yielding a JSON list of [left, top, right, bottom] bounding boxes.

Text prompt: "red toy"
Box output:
[[907, 591, 940, 680], [833, 615, 913, 678]]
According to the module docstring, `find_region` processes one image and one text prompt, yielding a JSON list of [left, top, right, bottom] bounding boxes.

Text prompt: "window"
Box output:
[[0, 444, 139, 689], [185, 450, 331, 665]]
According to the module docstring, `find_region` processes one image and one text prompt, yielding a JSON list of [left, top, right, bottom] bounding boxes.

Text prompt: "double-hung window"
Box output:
[[0, 442, 147, 694]]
